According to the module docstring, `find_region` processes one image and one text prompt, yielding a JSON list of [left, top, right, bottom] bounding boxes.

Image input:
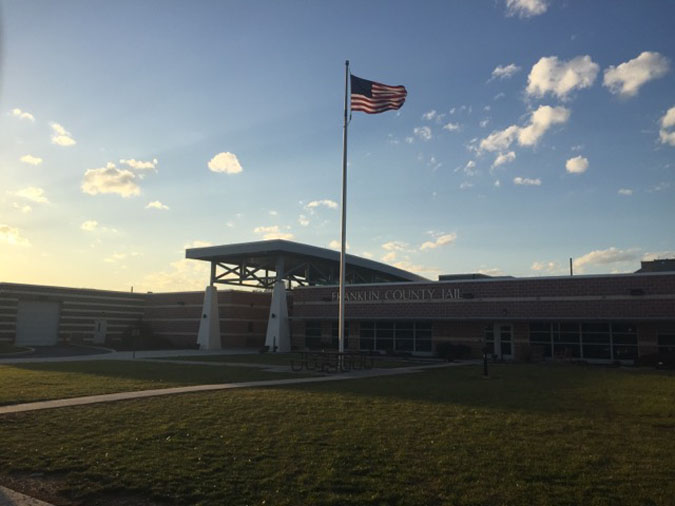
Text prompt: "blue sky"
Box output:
[[1, 0, 674, 291]]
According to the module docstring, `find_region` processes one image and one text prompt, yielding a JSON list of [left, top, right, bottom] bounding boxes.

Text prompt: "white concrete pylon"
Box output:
[[197, 286, 221, 350], [265, 280, 290, 352]]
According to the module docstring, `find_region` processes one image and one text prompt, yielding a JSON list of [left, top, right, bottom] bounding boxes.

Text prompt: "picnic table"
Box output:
[[290, 350, 375, 373]]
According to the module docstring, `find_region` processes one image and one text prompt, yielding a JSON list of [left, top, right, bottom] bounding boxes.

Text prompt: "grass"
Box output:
[[165, 351, 427, 369], [0, 360, 311, 406], [0, 363, 673, 505], [0, 342, 31, 355]]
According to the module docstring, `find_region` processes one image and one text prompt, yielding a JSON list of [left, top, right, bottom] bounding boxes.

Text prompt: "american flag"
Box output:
[[350, 74, 407, 114]]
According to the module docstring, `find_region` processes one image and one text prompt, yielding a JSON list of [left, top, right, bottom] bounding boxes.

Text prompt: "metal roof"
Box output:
[[185, 239, 427, 288]]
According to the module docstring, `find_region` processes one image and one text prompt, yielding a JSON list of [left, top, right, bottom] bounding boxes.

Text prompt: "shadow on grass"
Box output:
[[273, 362, 675, 416]]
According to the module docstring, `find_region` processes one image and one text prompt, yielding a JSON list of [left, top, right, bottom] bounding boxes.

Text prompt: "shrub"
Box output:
[[636, 351, 675, 369], [435, 342, 471, 361]]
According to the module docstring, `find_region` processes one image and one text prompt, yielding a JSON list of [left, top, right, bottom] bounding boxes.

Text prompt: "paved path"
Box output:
[[0, 486, 53, 506], [0, 347, 258, 365], [0, 362, 468, 416]]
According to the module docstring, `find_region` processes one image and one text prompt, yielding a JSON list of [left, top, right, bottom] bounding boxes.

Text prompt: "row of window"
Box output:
[[529, 322, 638, 360], [304, 321, 432, 352]]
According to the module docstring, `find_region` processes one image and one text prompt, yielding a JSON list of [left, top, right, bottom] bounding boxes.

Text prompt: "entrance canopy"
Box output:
[[186, 239, 427, 289]]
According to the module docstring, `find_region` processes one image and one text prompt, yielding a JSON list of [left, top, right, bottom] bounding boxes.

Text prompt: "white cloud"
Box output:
[[479, 105, 570, 152], [479, 119, 490, 128], [146, 200, 169, 210], [328, 240, 350, 250], [81, 220, 99, 232], [382, 251, 397, 263], [382, 241, 408, 252], [492, 151, 516, 168], [120, 158, 158, 171], [14, 186, 49, 203], [361, 251, 374, 259], [565, 155, 589, 174], [298, 214, 310, 226], [491, 63, 521, 80], [531, 261, 559, 273], [269, 210, 278, 216], [443, 122, 460, 132], [50, 122, 76, 146], [413, 126, 432, 141], [517, 105, 570, 146], [208, 152, 243, 174], [11, 108, 35, 121], [20, 154, 43, 166], [459, 181, 474, 190], [494, 179, 501, 187], [642, 251, 675, 262], [422, 110, 437, 121], [461, 160, 477, 176], [12, 203, 32, 214], [253, 225, 293, 240], [603, 52, 670, 97], [648, 182, 670, 192], [477, 267, 504, 276], [139, 257, 210, 292], [0, 224, 30, 247], [505, 0, 548, 18], [618, 188, 633, 196], [574, 247, 641, 269], [184, 240, 213, 249], [513, 177, 541, 186], [479, 125, 520, 152], [658, 106, 675, 146], [420, 233, 457, 250], [81, 162, 140, 198], [526, 55, 599, 100], [305, 199, 338, 211]]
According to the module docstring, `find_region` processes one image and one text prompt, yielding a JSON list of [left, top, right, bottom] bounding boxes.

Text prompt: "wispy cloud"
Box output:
[[121, 158, 158, 171], [490, 63, 521, 80], [20, 154, 43, 166], [420, 233, 457, 250], [253, 225, 293, 240], [0, 224, 31, 247], [50, 122, 76, 146], [146, 200, 169, 210], [14, 186, 49, 204], [11, 108, 35, 121], [513, 176, 541, 186]]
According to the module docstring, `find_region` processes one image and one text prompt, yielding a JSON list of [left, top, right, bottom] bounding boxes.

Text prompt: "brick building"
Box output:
[[2, 241, 674, 364]]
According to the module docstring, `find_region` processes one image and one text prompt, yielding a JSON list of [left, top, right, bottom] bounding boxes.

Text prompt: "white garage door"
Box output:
[[16, 300, 61, 346]]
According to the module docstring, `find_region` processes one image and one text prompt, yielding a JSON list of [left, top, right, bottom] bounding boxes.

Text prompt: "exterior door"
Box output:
[[93, 319, 107, 344], [494, 323, 513, 360], [16, 300, 60, 346]]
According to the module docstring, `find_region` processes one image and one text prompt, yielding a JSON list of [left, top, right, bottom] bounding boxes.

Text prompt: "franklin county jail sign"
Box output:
[[331, 287, 461, 303]]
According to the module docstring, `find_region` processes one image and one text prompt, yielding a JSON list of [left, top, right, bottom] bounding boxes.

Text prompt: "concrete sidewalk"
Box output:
[[0, 362, 468, 416], [0, 347, 258, 365], [0, 486, 53, 506]]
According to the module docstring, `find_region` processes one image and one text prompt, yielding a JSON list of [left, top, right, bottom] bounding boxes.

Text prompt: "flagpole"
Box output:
[[338, 59, 349, 356]]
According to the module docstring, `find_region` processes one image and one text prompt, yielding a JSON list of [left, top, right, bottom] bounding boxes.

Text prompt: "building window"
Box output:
[[484, 324, 495, 355], [359, 321, 432, 353], [330, 321, 349, 349], [657, 334, 675, 353], [305, 321, 322, 350], [529, 322, 637, 361]]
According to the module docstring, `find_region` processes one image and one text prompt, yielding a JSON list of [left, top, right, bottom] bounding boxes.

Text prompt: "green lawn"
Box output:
[[0, 342, 30, 355], [0, 363, 673, 505], [0, 360, 310, 406], [165, 351, 428, 369]]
